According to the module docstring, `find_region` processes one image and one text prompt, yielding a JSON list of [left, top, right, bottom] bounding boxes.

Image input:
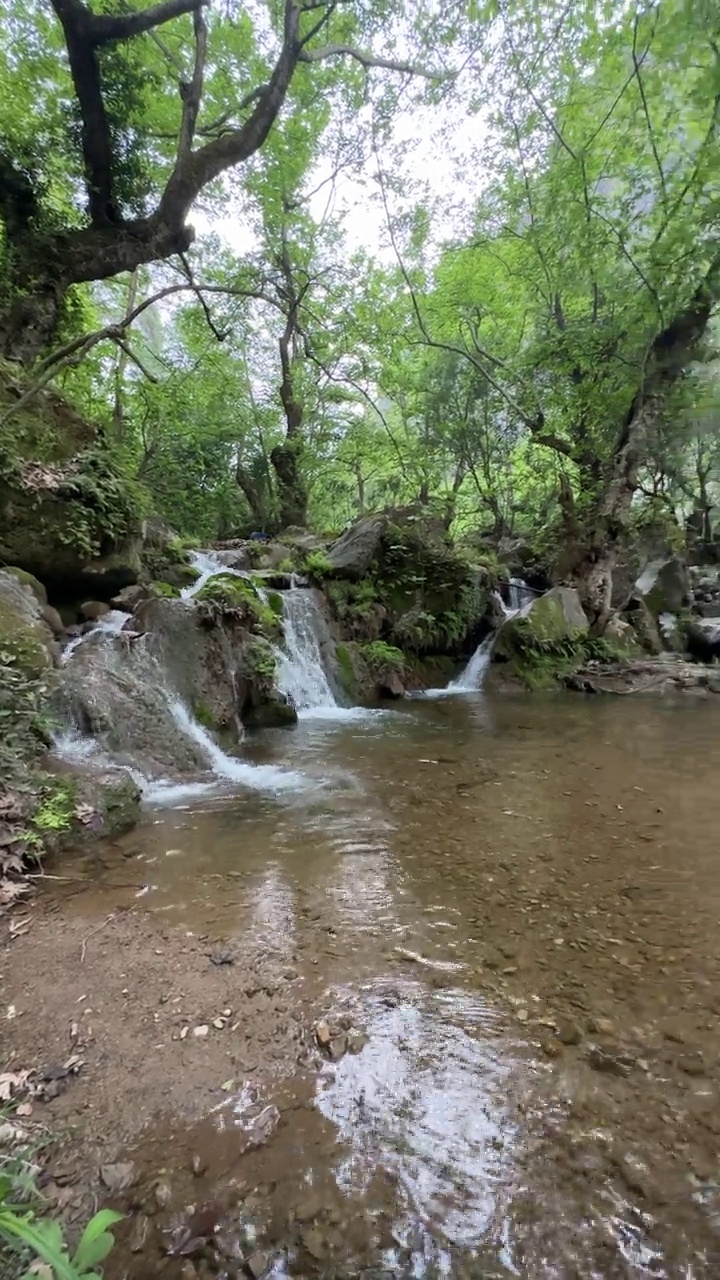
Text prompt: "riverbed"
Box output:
[[4, 690, 720, 1277]]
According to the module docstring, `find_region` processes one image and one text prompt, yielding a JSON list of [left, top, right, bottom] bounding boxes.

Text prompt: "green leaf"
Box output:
[[72, 1209, 123, 1271]]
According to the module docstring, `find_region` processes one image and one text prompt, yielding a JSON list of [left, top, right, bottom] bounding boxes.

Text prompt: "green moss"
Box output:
[[266, 590, 284, 617], [193, 699, 216, 729], [278, 557, 295, 573], [361, 641, 406, 671], [335, 643, 358, 698], [195, 573, 281, 638], [244, 637, 278, 684], [0, 596, 54, 680], [149, 580, 180, 598], [1, 567, 47, 605]]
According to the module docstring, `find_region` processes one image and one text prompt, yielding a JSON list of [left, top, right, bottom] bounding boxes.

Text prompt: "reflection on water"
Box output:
[[59, 691, 720, 1277]]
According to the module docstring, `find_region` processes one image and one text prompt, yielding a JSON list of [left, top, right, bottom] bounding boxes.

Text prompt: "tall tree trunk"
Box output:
[[564, 257, 720, 628], [270, 305, 308, 529], [235, 461, 269, 529]]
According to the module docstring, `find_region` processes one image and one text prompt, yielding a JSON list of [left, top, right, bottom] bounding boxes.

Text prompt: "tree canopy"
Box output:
[[1, 0, 719, 618]]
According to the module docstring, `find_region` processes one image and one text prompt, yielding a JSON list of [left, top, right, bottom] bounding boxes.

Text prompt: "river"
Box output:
[[16, 682, 720, 1279]]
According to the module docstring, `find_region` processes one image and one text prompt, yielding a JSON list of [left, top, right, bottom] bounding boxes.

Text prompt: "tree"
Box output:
[[0, 0, 451, 363], [392, 0, 720, 623]]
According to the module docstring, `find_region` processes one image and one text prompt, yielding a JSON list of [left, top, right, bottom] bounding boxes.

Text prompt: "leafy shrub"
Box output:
[[361, 641, 406, 670]]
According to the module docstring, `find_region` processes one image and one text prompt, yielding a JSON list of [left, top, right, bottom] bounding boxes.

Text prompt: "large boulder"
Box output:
[[326, 514, 388, 579], [489, 586, 589, 688], [634, 557, 690, 616], [685, 619, 720, 663], [0, 569, 57, 679]]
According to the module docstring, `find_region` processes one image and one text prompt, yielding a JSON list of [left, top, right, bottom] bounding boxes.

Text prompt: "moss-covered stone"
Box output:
[[335, 643, 358, 699], [2, 566, 48, 606], [149, 580, 181, 599], [491, 586, 590, 689], [0, 573, 56, 679], [196, 573, 281, 639]]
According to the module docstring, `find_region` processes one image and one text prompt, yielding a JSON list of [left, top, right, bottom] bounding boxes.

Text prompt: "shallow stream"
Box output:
[[44, 690, 720, 1278]]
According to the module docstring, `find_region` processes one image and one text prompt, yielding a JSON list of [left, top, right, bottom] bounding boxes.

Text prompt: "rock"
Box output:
[[315, 1021, 332, 1048], [327, 1035, 348, 1062], [603, 615, 641, 654], [587, 1045, 635, 1077], [111, 583, 149, 610], [614, 1152, 658, 1200], [326, 514, 388, 579], [490, 586, 588, 687], [634, 557, 690, 616], [0, 570, 57, 677], [588, 1016, 614, 1036], [300, 1226, 327, 1261], [377, 670, 405, 699], [73, 770, 141, 838], [245, 1251, 270, 1279], [191, 1153, 207, 1177], [556, 1019, 582, 1046], [685, 619, 720, 662], [251, 541, 295, 570], [100, 1162, 136, 1193], [678, 1052, 705, 1077], [623, 596, 662, 654], [180, 1265, 199, 1280], [1, 567, 48, 606], [346, 1029, 368, 1054], [193, 1025, 209, 1039], [154, 1180, 172, 1209], [130, 1213, 151, 1252], [79, 600, 110, 622], [41, 604, 66, 636]]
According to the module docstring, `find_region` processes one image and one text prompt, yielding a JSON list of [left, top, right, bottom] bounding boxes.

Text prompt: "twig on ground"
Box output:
[[80, 913, 115, 963]]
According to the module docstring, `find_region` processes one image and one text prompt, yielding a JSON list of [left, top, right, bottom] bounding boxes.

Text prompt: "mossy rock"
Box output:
[[1, 566, 48, 606], [149, 580, 181, 599], [196, 574, 281, 639], [0, 582, 55, 680], [491, 586, 590, 689]]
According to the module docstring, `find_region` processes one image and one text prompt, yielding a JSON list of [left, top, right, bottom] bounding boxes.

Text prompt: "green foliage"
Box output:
[[148, 580, 180, 599], [195, 574, 281, 639], [302, 550, 333, 581], [32, 779, 75, 835], [361, 641, 406, 670], [335, 643, 357, 699], [54, 448, 145, 559], [0, 1173, 122, 1280], [243, 638, 278, 690]]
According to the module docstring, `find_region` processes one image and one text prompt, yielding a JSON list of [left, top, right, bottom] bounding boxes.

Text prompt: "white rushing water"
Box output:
[[275, 588, 341, 717], [445, 577, 536, 694], [167, 700, 305, 790], [181, 549, 249, 599], [61, 608, 131, 663]]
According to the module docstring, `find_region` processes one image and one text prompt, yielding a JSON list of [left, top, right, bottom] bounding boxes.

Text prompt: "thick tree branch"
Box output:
[[177, 4, 208, 160], [299, 43, 434, 76], [91, 0, 207, 45]]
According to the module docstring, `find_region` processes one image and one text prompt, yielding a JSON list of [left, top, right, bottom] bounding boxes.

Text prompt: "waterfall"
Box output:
[[182, 549, 248, 599], [61, 609, 131, 663], [275, 588, 339, 715], [450, 578, 533, 692], [52, 555, 308, 799]]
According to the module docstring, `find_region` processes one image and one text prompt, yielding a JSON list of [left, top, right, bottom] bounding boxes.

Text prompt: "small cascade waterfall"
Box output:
[[61, 608, 131, 663], [507, 576, 535, 613], [182, 549, 248, 599], [275, 588, 339, 715], [450, 577, 534, 692], [52, 551, 308, 799]]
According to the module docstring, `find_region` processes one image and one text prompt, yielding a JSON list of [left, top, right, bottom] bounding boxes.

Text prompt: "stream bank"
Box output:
[[3, 693, 720, 1278]]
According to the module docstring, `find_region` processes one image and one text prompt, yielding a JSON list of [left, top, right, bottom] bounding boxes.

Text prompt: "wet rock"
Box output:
[[556, 1019, 583, 1046], [41, 604, 66, 637], [346, 1029, 368, 1055], [130, 1213, 151, 1252], [328, 1035, 348, 1061], [635, 557, 691, 616], [155, 1180, 172, 1209], [100, 1162, 136, 1193], [245, 1251, 270, 1278], [587, 1045, 635, 1077], [191, 1154, 207, 1177], [315, 1021, 332, 1048], [613, 1152, 664, 1202], [587, 1015, 614, 1036], [209, 950, 235, 966], [80, 600, 111, 622]]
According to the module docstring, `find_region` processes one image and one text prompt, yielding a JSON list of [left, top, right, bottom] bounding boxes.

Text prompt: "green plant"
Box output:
[[303, 549, 333, 580], [32, 781, 75, 835], [195, 574, 281, 638], [361, 641, 406, 670], [0, 1176, 121, 1279]]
